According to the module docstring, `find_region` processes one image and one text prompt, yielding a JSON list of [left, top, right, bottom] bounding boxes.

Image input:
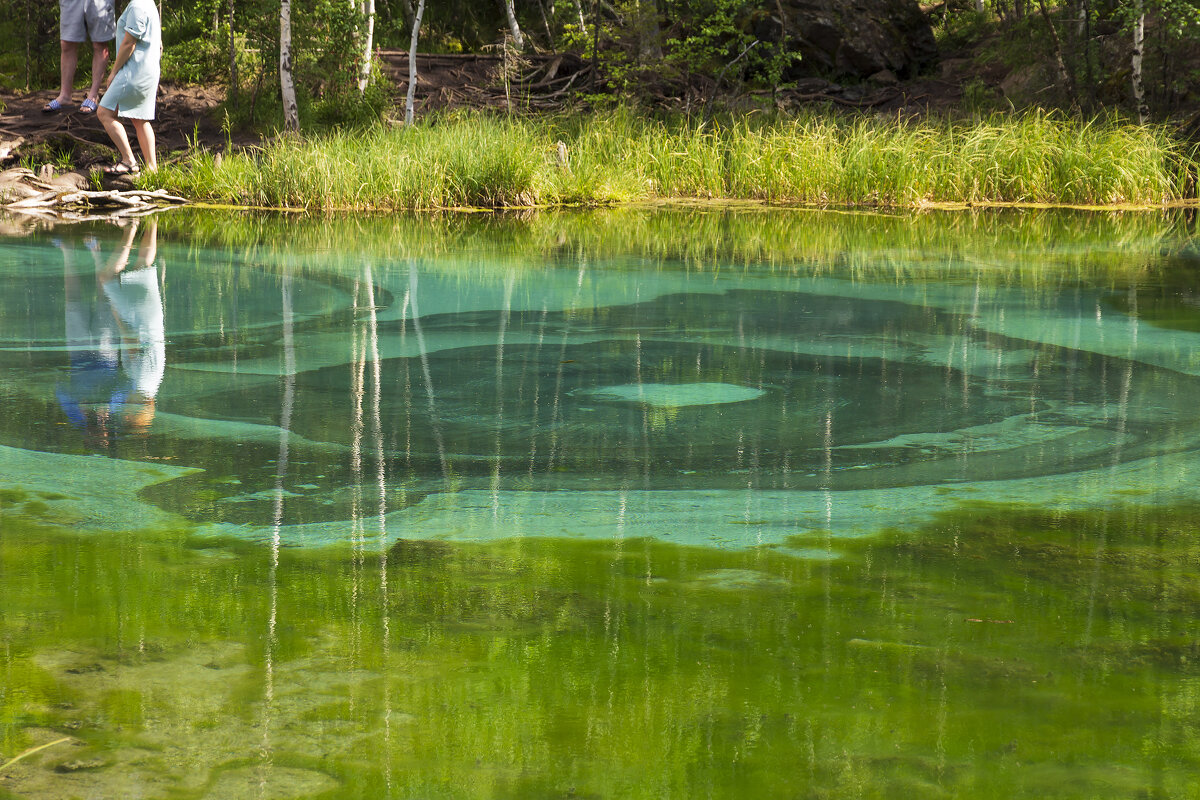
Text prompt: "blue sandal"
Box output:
[[80, 98, 98, 114], [42, 98, 70, 113]]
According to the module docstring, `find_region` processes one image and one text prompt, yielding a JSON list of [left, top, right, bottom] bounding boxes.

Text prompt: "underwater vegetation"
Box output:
[[2, 500, 1200, 798]]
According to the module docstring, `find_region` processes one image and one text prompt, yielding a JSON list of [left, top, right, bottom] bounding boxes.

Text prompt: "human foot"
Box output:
[[102, 161, 140, 176]]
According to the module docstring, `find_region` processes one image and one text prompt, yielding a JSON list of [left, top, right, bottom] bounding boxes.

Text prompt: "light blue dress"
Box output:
[[98, 0, 161, 120]]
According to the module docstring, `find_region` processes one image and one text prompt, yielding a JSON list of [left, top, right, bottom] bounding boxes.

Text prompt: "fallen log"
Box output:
[[4, 180, 188, 214]]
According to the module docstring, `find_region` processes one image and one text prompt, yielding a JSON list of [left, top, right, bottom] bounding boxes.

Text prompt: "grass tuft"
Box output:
[[148, 110, 1200, 210]]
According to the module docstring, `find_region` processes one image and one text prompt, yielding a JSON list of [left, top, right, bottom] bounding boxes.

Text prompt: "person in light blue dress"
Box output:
[[97, 0, 161, 174]]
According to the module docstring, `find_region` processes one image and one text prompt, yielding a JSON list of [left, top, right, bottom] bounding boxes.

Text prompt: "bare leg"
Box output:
[[57, 40, 80, 104], [98, 105, 136, 167], [86, 42, 110, 104], [130, 119, 156, 171]]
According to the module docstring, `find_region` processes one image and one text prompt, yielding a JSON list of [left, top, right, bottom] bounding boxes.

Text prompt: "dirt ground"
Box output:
[[0, 84, 229, 170]]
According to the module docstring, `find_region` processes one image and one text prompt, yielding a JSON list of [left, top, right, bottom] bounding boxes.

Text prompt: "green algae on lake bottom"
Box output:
[[3, 208, 1200, 798], [2, 501, 1200, 799]]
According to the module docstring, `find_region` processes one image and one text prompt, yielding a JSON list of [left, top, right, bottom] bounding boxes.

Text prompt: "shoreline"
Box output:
[[182, 197, 1200, 214]]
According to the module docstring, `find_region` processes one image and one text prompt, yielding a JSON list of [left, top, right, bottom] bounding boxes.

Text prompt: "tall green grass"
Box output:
[[149, 110, 1200, 210]]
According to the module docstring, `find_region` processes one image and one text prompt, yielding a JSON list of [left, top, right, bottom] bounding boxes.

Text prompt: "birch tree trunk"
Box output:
[[503, 0, 524, 50], [1131, 0, 1148, 123], [405, 0, 426, 125], [280, 0, 299, 131], [358, 0, 375, 92], [228, 0, 238, 106]]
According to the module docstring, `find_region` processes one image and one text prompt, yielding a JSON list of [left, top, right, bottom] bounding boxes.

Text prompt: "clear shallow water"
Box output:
[[1, 208, 1200, 798]]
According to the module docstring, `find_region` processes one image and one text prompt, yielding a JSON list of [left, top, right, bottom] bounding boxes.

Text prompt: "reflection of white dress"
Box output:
[[102, 265, 165, 398]]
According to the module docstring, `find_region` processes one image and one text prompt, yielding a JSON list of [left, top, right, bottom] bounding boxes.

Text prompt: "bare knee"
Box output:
[[97, 105, 117, 124]]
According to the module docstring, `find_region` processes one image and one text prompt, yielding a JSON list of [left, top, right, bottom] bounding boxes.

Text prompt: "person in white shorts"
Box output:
[[44, 0, 116, 114], [98, 0, 161, 174]]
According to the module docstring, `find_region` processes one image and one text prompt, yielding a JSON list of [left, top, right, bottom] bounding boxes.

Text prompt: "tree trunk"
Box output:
[[1036, 0, 1079, 108], [228, 0, 238, 106], [537, 0, 555, 48], [575, 0, 588, 35], [1131, 0, 1148, 123], [503, 0, 524, 50], [405, 0, 426, 125], [590, 0, 599, 93], [280, 0, 299, 131], [359, 0, 376, 92], [635, 0, 662, 62]]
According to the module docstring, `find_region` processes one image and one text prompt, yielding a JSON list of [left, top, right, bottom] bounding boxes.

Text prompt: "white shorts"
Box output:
[[60, 0, 116, 43]]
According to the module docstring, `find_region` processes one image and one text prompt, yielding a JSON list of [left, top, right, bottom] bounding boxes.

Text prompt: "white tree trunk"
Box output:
[[575, 0, 587, 35], [228, 0, 238, 104], [975, 0, 984, 13], [280, 0, 299, 131], [504, 0, 524, 50], [405, 0, 426, 125], [358, 0, 375, 92], [1131, 2, 1148, 123]]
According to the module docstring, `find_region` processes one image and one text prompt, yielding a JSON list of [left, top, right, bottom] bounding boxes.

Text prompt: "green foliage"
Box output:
[[0, 0, 60, 91], [962, 76, 1002, 113], [148, 0, 388, 126], [662, 0, 798, 87], [306, 60, 391, 127], [161, 34, 229, 85]]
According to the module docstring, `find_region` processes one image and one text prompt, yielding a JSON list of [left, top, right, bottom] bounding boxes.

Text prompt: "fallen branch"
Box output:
[[5, 185, 189, 214], [0, 737, 74, 774]]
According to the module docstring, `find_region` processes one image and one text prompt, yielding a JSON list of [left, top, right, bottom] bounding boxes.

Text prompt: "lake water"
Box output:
[[1, 207, 1199, 798]]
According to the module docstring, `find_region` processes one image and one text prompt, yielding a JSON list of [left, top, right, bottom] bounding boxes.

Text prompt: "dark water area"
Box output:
[[1, 208, 1199, 798]]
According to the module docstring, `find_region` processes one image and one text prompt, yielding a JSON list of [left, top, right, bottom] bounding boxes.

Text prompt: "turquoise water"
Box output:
[[1, 208, 1199, 798]]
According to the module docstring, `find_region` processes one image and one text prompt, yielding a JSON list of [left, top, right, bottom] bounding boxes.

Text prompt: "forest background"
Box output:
[[1, 0, 1197, 130]]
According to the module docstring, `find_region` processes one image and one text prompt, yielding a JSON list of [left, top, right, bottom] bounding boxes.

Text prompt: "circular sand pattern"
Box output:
[[171, 287, 1200, 515]]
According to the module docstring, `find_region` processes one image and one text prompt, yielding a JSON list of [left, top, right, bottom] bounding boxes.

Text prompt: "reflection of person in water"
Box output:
[[56, 218, 164, 449]]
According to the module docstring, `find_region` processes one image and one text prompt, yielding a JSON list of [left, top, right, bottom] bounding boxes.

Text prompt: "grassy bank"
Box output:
[[147, 110, 1200, 210]]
